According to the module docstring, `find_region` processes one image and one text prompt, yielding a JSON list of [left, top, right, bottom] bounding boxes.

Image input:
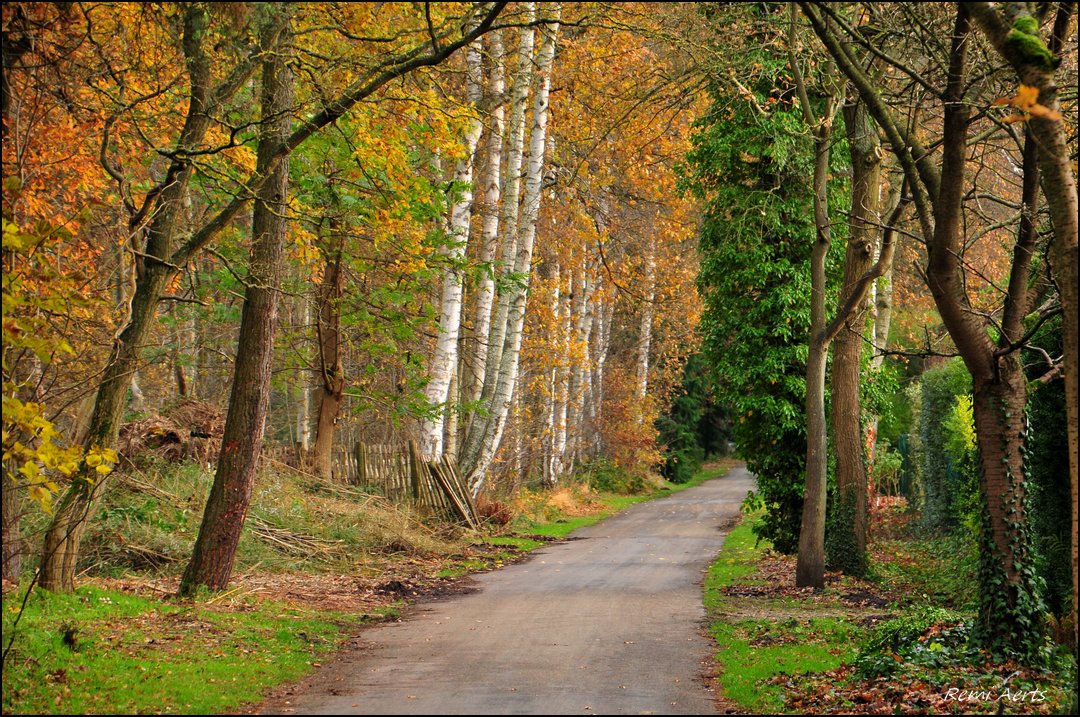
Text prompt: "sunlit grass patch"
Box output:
[[1, 583, 351, 715], [712, 617, 861, 713]]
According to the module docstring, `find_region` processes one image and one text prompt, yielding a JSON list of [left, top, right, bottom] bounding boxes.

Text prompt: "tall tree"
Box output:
[[459, 4, 560, 493], [311, 210, 346, 480], [965, 0, 1078, 652], [826, 95, 883, 579], [37, 1, 510, 593], [39, 3, 274, 592], [789, 8, 841, 588], [179, 2, 296, 595], [420, 29, 485, 459]]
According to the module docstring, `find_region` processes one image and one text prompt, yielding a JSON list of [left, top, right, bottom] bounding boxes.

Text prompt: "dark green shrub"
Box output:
[[580, 459, 646, 494], [1022, 316, 1071, 620]]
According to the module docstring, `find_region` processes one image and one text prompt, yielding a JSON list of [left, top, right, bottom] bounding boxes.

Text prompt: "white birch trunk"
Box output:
[[475, 11, 535, 409], [464, 6, 560, 495], [458, 5, 536, 478], [420, 34, 485, 458], [589, 296, 614, 456], [295, 294, 312, 454], [635, 235, 657, 409], [465, 30, 506, 414], [565, 265, 594, 474], [551, 263, 572, 482], [543, 262, 565, 485]]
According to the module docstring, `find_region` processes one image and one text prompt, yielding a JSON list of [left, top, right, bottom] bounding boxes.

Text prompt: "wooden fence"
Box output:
[[333, 441, 479, 527]]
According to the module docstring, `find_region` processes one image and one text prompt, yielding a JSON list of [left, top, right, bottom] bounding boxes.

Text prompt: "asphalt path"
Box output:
[[260, 465, 755, 716]]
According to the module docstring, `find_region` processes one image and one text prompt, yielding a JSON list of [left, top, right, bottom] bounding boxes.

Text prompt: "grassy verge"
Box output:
[[1, 584, 353, 715], [706, 511, 862, 713], [705, 496, 1078, 714]]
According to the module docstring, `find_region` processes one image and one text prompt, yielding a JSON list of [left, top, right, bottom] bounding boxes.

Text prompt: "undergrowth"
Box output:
[[707, 492, 1078, 714]]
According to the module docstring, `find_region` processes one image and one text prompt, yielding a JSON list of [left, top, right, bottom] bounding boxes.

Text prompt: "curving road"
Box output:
[[260, 465, 754, 716]]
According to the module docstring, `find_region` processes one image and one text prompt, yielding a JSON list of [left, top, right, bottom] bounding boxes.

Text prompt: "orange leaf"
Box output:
[[1029, 103, 1063, 121]]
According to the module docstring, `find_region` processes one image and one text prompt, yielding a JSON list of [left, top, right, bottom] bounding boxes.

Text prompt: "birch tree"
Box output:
[[420, 29, 485, 459], [459, 4, 561, 494]]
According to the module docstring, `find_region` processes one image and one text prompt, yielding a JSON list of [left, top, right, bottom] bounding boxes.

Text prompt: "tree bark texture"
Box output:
[[458, 9, 536, 479], [965, 0, 1079, 651], [2, 471, 21, 580], [791, 3, 835, 589], [312, 221, 345, 480], [465, 29, 506, 417], [460, 5, 561, 492], [420, 31, 485, 459], [830, 96, 881, 576], [923, 7, 1042, 649], [180, 6, 295, 595]]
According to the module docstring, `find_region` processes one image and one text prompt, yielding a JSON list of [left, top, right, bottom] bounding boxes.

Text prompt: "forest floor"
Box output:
[[706, 498, 1078, 715]]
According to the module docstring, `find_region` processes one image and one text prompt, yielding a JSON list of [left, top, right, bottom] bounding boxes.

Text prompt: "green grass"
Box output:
[[704, 490, 1077, 714], [704, 502, 862, 712], [2, 583, 352, 715], [705, 511, 768, 609], [711, 618, 860, 713]]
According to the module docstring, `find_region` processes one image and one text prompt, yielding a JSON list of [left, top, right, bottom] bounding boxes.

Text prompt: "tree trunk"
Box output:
[[458, 10, 535, 477], [460, 4, 562, 493], [792, 5, 836, 589], [565, 265, 593, 475], [179, 5, 295, 596], [797, 330, 829, 589], [966, 0, 1079, 651], [1, 471, 21, 580], [924, 6, 1042, 651], [37, 4, 267, 592], [465, 29, 506, 417], [829, 96, 881, 577], [312, 221, 345, 480], [294, 292, 312, 462], [420, 32, 484, 459], [40, 259, 174, 591], [635, 235, 657, 409], [589, 294, 614, 458]]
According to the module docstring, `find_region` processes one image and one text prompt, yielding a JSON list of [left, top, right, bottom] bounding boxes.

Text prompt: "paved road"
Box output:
[[262, 466, 754, 716]]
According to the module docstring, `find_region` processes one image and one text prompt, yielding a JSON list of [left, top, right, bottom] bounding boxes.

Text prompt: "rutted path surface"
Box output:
[[257, 466, 754, 716]]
